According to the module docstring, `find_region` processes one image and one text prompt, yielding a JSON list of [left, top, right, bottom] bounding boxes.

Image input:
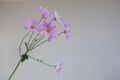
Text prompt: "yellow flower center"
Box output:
[[46, 27, 51, 33], [30, 25, 34, 29]]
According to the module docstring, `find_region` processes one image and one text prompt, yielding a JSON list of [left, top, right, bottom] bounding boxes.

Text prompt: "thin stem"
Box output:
[[32, 39, 48, 50], [19, 32, 29, 56], [57, 31, 64, 36], [35, 34, 45, 44], [39, 17, 44, 23], [28, 55, 55, 67], [30, 34, 45, 49], [40, 60, 55, 67], [8, 59, 21, 80], [31, 31, 64, 50], [29, 33, 40, 48], [28, 31, 34, 46]]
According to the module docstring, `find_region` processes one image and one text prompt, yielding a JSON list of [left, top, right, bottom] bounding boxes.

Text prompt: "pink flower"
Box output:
[[64, 23, 70, 40], [39, 6, 53, 20], [54, 11, 62, 23], [41, 20, 57, 41], [55, 63, 62, 74], [24, 19, 39, 32]]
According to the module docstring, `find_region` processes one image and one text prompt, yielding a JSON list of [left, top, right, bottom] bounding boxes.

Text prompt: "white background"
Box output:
[[0, 0, 120, 80]]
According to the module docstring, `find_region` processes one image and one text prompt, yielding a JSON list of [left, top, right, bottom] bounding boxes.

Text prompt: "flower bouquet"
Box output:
[[8, 6, 70, 80]]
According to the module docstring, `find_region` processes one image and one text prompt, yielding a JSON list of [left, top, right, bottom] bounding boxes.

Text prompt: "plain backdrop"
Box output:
[[0, 0, 120, 80]]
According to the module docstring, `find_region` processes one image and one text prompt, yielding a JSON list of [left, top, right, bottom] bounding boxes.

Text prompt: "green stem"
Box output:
[[28, 31, 34, 46], [58, 31, 64, 36], [31, 31, 64, 50], [39, 17, 44, 23], [19, 32, 29, 56], [8, 50, 29, 80], [28, 55, 55, 68], [32, 39, 48, 50], [40, 60, 55, 67], [29, 33, 40, 48], [8, 59, 21, 80], [30, 34, 45, 49]]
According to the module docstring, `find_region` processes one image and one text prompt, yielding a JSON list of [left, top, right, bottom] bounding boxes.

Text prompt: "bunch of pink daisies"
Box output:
[[25, 6, 70, 41], [22, 6, 70, 74], [9, 6, 70, 80]]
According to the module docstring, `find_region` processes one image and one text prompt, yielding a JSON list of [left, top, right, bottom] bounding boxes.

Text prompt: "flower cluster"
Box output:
[[9, 6, 70, 80], [24, 6, 70, 41], [24, 6, 70, 74]]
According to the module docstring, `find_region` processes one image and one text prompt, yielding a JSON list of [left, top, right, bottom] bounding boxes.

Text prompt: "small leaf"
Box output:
[[25, 42, 28, 50]]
